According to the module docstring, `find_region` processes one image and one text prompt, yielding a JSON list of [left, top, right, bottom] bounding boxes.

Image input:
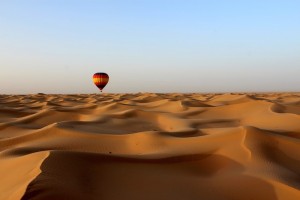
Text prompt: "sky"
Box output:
[[1, 0, 300, 94]]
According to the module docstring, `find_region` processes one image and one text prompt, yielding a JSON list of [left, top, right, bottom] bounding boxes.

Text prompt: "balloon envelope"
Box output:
[[93, 73, 109, 92]]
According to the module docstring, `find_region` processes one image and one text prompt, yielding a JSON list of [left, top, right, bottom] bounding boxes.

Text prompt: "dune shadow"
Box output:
[[20, 151, 279, 200]]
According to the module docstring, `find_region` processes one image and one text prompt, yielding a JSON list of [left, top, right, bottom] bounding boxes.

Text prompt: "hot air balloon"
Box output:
[[93, 72, 109, 92]]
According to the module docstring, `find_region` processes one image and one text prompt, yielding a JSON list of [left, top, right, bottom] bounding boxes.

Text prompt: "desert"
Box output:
[[0, 93, 300, 200]]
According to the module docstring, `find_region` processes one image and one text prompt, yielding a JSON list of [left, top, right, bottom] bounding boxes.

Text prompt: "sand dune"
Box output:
[[0, 93, 300, 200]]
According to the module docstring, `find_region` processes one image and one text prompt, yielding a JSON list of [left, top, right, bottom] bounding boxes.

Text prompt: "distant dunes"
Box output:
[[0, 93, 300, 200]]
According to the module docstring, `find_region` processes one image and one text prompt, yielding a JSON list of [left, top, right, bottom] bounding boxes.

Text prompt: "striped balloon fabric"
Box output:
[[93, 73, 109, 92]]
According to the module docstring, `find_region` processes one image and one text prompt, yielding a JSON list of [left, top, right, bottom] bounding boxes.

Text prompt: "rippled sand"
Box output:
[[0, 93, 300, 200]]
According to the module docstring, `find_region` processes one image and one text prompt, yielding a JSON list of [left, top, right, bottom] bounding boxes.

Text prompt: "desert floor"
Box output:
[[0, 93, 300, 200]]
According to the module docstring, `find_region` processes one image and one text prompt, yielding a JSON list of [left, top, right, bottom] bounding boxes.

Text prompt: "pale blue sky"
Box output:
[[1, 0, 299, 93]]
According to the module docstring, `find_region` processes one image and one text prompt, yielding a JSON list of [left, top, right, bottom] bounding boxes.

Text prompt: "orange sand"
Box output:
[[0, 93, 300, 200]]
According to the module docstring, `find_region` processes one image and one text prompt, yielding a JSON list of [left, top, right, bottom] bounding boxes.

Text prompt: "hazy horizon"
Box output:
[[1, 0, 300, 94]]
